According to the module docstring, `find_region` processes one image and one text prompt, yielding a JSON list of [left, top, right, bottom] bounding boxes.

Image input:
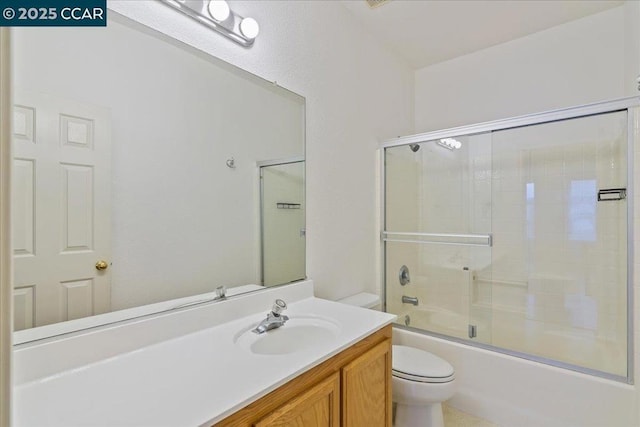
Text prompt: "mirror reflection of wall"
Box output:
[[11, 15, 305, 334]]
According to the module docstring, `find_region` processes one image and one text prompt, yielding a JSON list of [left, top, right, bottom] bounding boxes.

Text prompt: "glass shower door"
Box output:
[[384, 132, 493, 344], [261, 161, 305, 287], [490, 111, 628, 377], [384, 103, 632, 381]]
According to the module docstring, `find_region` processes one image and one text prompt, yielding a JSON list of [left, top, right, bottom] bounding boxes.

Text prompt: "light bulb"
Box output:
[[240, 17, 260, 39], [208, 0, 230, 21], [437, 138, 462, 150]]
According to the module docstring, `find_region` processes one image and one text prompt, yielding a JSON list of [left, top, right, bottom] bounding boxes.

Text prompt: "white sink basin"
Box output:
[[234, 316, 341, 355]]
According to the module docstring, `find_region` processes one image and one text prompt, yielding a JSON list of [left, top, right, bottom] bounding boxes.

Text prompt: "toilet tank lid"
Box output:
[[337, 292, 380, 308], [392, 345, 455, 379]]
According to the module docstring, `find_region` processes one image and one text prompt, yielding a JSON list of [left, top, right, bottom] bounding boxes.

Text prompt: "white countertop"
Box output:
[[13, 282, 395, 426]]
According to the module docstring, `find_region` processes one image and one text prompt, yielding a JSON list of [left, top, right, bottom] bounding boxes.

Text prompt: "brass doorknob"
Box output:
[[95, 260, 109, 271]]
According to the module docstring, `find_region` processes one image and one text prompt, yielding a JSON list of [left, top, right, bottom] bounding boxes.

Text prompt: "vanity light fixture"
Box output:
[[437, 138, 462, 150], [208, 0, 230, 22], [161, 0, 260, 47], [240, 17, 260, 40]]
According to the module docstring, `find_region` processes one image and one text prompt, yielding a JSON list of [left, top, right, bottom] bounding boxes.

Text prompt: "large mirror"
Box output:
[[11, 12, 305, 342]]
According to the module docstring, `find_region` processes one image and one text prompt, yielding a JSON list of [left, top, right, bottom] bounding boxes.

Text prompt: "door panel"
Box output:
[[12, 91, 111, 329], [12, 286, 34, 331], [61, 163, 94, 252], [12, 158, 34, 256]]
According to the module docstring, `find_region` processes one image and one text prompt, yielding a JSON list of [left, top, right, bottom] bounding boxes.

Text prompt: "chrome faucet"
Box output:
[[252, 299, 289, 334], [402, 295, 419, 306], [214, 285, 226, 301]]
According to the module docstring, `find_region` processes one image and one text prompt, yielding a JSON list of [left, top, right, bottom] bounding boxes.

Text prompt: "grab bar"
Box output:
[[474, 276, 528, 287], [382, 231, 492, 247]]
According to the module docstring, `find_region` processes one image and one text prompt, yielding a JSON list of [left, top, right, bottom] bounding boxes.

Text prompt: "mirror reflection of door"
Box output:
[[12, 91, 111, 330], [261, 161, 305, 287]]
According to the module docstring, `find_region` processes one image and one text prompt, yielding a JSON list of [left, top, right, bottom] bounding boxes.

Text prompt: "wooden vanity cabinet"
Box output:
[[215, 325, 392, 427], [254, 372, 340, 427], [341, 339, 391, 426]]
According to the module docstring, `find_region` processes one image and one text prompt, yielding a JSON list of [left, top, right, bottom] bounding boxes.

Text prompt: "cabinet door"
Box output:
[[254, 372, 340, 427], [341, 339, 392, 427]]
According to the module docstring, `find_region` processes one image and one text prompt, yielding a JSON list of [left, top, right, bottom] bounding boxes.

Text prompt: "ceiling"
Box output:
[[340, 0, 625, 69]]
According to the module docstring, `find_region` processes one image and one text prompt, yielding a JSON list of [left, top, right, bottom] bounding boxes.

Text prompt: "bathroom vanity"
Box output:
[[13, 281, 395, 426], [217, 325, 391, 426]]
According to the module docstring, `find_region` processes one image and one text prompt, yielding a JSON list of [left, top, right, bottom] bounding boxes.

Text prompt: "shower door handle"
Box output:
[[598, 188, 626, 201]]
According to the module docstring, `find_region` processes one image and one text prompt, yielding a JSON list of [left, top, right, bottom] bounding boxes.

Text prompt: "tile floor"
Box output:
[[443, 404, 498, 427]]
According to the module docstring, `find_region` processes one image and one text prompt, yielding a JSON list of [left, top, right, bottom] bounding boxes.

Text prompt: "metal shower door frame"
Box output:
[[380, 96, 640, 384], [258, 156, 306, 286]]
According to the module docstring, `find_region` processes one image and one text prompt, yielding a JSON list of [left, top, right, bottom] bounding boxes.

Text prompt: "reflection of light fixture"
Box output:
[[437, 138, 462, 150], [161, 0, 260, 47], [240, 17, 260, 39], [208, 0, 230, 21]]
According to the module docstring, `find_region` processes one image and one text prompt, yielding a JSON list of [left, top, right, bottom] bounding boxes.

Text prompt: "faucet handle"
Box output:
[[272, 299, 287, 316]]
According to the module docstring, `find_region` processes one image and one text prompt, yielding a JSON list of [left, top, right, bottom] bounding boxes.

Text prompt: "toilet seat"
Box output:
[[392, 345, 455, 384]]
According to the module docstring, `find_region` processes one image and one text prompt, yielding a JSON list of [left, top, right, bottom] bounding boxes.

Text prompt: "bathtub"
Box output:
[[396, 304, 626, 376], [392, 305, 636, 427]]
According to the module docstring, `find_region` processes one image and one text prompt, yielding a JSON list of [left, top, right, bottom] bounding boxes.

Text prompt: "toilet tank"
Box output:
[[337, 292, 381, 311]]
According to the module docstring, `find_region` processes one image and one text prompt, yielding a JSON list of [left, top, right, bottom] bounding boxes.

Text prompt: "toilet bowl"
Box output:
[[336, 294, 457, 427], [392, 345, 456, 427]]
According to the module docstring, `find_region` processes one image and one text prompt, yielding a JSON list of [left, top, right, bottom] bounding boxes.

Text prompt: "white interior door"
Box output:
[[12, 91, 111, 330]]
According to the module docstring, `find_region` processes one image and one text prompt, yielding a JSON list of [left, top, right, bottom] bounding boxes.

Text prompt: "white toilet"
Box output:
[[337, 293, 457, 427], [392, 344, 456, 427]]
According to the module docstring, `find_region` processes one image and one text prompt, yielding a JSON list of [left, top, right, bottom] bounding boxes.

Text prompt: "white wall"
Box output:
[[414, 2, 639, 132], [108, 0, 415, 301]]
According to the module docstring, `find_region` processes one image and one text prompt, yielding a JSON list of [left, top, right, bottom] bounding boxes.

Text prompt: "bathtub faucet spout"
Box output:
[[402, 295, 419, 306]]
